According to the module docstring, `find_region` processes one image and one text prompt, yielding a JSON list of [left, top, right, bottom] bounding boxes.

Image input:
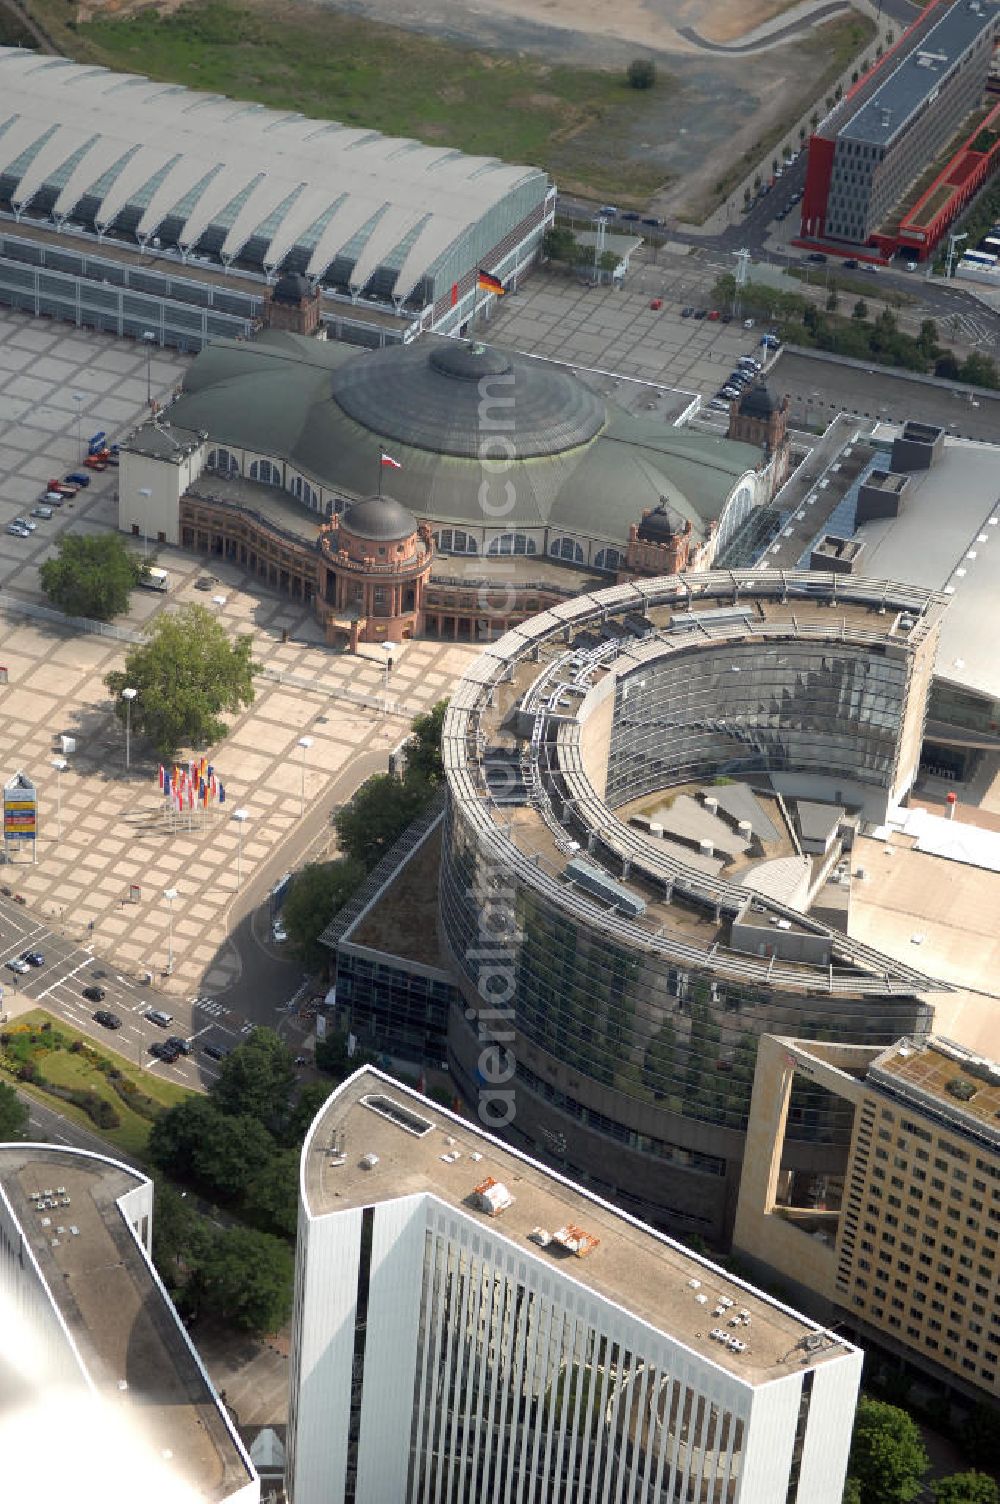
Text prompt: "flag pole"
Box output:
[[377, 448, 383, 499]]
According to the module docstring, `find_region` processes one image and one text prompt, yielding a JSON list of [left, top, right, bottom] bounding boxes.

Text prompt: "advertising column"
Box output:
[[4, 771, 37, 863]]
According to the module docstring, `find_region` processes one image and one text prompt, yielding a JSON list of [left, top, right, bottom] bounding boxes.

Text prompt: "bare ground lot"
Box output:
[[34, 0, 872, 210]]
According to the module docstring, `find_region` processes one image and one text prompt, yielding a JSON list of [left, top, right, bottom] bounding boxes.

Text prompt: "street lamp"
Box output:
[[297, 737, 313, 817], [138, 487, 152, 560], [51, 758, 67, 841], [163, 887, 177, 975], [233, 808, 248, 886], [143, 330, 156, 407], [121, 686, 137, 770], [72, 391, 84, 458], [945, 231, 967, 280], [381, 641, 400, 716]]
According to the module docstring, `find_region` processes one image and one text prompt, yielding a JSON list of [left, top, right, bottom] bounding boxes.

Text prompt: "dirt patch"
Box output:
[[698, 0, 803, 44]]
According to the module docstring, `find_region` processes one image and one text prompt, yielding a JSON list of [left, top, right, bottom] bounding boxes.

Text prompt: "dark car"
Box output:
[[693, 308, 707, 320], [681, 306, 693, 318], [806, 252, 828, 264], [620, 210, 641, 222], [83, 984, 106, 1002], [65, 472, 92, 487], [93, 1010, 122, 1030], [721, 313, 732, 324], [203, 1042, 229, 1061], [150, 1040, 182, 1063], [641, 216, 663, 227], [21, 951, 44, 967], [843, 258, 859, 270], [165, 1035, 191, 1056]]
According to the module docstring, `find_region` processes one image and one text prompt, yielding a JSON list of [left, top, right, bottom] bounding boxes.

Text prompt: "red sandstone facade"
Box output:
[[317, 502, 433, 651]]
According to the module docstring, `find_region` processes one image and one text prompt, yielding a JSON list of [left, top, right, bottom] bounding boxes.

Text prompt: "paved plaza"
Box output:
[[490, 256, 762, 398], [0, 308, 479, 999]]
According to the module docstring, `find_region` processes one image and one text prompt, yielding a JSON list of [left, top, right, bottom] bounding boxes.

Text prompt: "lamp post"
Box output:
[[297, 737, 313, 817], [945, 231, 967, 280], [381, 641, 400, 717], [72, 391, 84, 458], [138, 487, 152, 560], [143, 330, 156, 407], [164, 887, 177, 975], [233, 808, 248, 886], [51, 758, 67, 841], [121, 686, 137, 770]]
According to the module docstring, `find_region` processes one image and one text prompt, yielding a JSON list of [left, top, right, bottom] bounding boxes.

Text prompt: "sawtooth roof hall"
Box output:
[[0, 48, 551, 319]]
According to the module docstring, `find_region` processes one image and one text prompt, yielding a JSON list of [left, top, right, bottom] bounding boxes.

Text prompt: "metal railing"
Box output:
[[0, 591, 143, 642]]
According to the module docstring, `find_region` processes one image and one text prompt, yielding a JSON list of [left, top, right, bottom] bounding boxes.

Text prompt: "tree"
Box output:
[[191, 1113, 276, 1200], [148, 1095, 224, 1181], [242, 1148, 300, 1238], [282, 857, 365, 967], [335, 772, 434, 870], [40, 534, 143, 621], [210, 1028, 297, 1134], [0, 1080, 28, 1141], [842, 1479, 862, 1504], [961, 352, 1000, 390], [826, 285, 840, 312], [853, 298, 869, 321], [626, 58, 656, 89], [933, 1474, 999, 1504], [191, 1224, 293, 1334], [105, 604, 258, 759], [406, 700, 448, 784], [847, 1397, 929, 1504], [934, 352, 961, 381], [960, 1403, 1000, 1470], [285, 1078, 337, 1145], [543, 226, 578, 264], [315, 1030, 373, 1082]]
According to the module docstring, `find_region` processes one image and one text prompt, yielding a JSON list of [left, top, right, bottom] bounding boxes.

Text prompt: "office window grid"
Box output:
[[844, 1108, 1000, 1394], [406, 1216, 749, 1503]]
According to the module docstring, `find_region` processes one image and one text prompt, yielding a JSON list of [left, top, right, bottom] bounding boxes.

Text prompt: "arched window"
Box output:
[[249, 458, 282, 486], [594, 547, 624, 573], [434, 528, 478, 555], [206, 447, 239, 476], [292, 475, 318, 510], [487, 532, 537, 556], [547, 536, 585, 563]]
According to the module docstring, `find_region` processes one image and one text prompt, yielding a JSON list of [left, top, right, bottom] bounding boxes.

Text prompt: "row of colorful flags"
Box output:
[[157, 759, 227, 810]]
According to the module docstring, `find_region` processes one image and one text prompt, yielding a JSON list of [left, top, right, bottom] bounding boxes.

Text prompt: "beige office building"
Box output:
[[734, 1034, 1000, 1402]]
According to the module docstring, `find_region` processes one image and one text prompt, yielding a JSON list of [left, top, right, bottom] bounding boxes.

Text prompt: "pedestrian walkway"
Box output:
[[0, 556, 478, 998]]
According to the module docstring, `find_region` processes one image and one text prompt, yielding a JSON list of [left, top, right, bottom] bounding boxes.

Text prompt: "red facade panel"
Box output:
[[800, 136, 836, 239]]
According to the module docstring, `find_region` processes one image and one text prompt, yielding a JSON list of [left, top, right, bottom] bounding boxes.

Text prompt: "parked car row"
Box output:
[[599, 206, 664, 228]]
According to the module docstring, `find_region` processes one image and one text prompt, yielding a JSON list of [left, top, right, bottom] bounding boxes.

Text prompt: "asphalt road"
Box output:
[[0, 889, 262, 1092], [20, 1088, 144, 1166]]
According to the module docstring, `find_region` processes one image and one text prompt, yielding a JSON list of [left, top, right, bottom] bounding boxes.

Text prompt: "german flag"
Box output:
[[477, 268, 505, 297]]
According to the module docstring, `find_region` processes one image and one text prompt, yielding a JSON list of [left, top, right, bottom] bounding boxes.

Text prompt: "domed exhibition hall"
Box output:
[[121, 330, 783, 633]]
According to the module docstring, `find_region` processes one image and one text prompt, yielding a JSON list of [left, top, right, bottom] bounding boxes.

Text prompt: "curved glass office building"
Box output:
[[441, 570, 949, 1243]]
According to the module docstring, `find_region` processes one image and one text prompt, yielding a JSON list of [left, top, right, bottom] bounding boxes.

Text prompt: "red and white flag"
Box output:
[[380, 450, 402, 470]]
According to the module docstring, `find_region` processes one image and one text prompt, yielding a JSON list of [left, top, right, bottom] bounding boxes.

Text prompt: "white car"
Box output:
[[12, 517, 36, 532], [5, 957, 30, 974], [272, 924, 288, 944]]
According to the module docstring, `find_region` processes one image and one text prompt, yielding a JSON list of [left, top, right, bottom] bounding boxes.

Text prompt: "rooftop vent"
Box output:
[[360, 1093, 434, 1137], [472, 1176, 514, 1215], [551, 1224, 601, 1258]]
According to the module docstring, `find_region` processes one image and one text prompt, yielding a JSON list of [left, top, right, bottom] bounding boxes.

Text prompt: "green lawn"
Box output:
[[26, 0, 672, 199], [4, 1010, 193, 1161]]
